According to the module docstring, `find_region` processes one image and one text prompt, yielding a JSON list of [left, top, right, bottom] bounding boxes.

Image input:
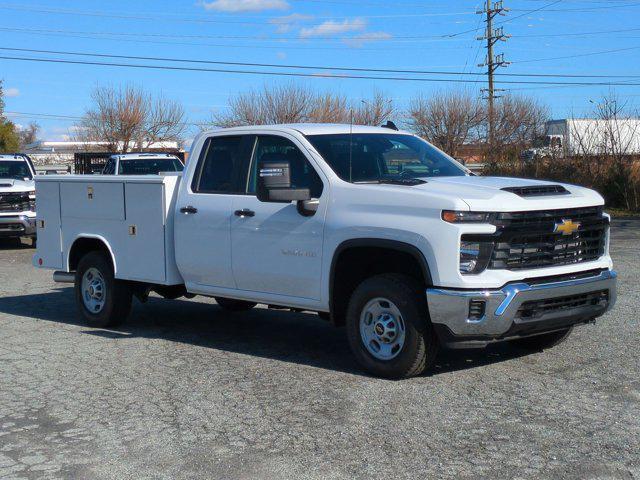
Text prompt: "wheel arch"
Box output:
[[67, 235, 117, 273], [329, 238, 433, 325]]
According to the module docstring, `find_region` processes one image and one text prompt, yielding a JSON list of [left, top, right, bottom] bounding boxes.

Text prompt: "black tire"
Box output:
[[346, 274, 438, 379], [75, 251, 132, 328], [510, 327, 573, 351], [215, 297, 257, 312]]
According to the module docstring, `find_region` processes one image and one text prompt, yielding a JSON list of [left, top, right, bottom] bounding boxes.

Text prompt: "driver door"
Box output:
[[230, 134, 327, 300]]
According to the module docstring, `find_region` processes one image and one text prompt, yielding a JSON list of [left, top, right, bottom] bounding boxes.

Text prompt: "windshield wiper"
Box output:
[[355, 178, 427, 186]]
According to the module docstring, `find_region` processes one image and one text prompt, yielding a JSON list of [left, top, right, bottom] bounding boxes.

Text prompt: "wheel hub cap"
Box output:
[[360, 298, 406, 361], [81, 268, 106, 314]]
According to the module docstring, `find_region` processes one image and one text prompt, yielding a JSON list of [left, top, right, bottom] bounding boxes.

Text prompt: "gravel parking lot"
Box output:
[[0, 220, 638, 480]]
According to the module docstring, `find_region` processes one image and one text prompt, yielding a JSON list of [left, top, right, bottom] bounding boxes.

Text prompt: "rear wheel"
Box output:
[[215, 297, 257, 312], [346, 274, 438, 379], [75, 251, 132, 328], [510, 327, 573, 351]]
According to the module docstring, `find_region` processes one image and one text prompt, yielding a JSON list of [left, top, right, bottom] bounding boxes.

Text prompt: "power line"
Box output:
[[2, 46, 640, 80], [4, 24, 638, 43], [446, 0, 562, 38], [2, 54, 640, 86], [513, 45, 640, 63], [0, 4, 475, 22]]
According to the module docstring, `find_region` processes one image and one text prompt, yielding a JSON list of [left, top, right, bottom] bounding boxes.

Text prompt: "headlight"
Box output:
[[442, 210, 494, 223], [28, 190, 36, 211], [460, 237, 494, 274]]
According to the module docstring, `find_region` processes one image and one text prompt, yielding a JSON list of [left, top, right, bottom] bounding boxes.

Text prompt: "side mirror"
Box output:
[[257, 160, 311, 203]]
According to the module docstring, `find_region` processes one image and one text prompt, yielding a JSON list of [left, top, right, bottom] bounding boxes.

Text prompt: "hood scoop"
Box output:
[[501, 185, 569, 197], [0, 182, 14, 187]]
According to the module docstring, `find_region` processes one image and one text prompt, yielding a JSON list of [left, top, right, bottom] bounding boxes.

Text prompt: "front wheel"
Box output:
[[75, 251, 132, 328], [346, 274, 438, 379]]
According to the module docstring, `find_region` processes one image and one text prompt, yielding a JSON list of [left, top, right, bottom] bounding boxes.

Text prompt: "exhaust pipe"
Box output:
[[53, 271, 75, 284]]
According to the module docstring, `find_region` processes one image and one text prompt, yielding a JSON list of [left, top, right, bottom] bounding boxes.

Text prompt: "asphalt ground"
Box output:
[[0, 220, 638, 479]]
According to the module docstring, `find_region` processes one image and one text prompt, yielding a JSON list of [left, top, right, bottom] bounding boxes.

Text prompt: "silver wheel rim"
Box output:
[[81, 267, 107, 314], [359, 297, 406, 361]]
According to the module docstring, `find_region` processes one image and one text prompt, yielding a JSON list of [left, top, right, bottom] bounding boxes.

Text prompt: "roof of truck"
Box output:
[[0, 154, 29, 161], [112, 153, 180, 161], [203, 123, 413, 136]]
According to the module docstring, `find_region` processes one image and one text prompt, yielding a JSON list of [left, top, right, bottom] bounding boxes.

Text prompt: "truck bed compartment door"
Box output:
[[35, 181, 63, 269], [119, 183, 166, 283]]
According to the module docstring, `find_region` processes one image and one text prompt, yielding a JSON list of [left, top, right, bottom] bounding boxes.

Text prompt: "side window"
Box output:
[[192, 136, 250, 194], [247, 136, 324, 198], [103, 159, 114, 174]]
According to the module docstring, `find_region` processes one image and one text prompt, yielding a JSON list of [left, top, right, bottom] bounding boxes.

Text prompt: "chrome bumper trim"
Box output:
[[426, 270, 617, 337], [0, 214, 36, 236]]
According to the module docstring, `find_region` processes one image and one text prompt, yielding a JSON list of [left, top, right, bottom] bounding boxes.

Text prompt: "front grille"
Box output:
[[0, 192, 31, 213], [0, 223, 25, 234], [490, 207, 607, 270], [516, 290, 609, 320], [502, 185, 569, 197]]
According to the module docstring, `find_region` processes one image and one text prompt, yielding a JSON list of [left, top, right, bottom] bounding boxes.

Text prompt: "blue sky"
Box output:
[[1, 0, 639, 142]]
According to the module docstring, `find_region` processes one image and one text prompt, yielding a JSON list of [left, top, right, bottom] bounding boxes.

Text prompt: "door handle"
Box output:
[[180, 206, 198, 214], [234, 209, 255, 218]]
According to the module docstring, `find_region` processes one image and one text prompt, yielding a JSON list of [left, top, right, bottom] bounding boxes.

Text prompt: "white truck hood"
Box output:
[[418, 176, 604, 212], [0, 178, 36, 193]]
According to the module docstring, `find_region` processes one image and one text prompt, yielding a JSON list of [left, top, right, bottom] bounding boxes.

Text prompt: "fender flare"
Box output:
[[67, 234, 118, 274], [328, 238, 433, 313]]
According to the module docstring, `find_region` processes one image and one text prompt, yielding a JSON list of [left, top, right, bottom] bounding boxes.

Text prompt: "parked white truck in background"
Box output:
[[33, 124, 617, 378], [525, 118, 640, 159], [0, 154, 37, 245], [101, 153, 184, 176]]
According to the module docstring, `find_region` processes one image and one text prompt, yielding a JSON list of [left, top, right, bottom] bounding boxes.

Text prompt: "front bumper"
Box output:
[[0, 214, 36, 238], [427, 269, 617, 346]]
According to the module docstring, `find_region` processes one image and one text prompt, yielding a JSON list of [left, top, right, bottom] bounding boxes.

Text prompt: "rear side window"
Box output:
[[119, 158, 183, 175], [192, 136, 249, 194]]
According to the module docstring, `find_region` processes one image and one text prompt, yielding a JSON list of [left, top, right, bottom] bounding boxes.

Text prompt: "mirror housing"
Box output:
[[257, 160, 311, 203]]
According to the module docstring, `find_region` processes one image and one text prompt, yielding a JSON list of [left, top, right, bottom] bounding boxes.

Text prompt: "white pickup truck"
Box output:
[[33, 124, 617, 378], [0, 153, 37, 244]]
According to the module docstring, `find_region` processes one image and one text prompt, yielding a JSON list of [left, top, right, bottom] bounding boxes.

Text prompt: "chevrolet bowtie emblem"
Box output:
[[554, 219, 580, 236]]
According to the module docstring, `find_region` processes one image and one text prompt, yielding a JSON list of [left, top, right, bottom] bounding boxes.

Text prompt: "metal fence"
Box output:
[[74, 152, 186, 175]]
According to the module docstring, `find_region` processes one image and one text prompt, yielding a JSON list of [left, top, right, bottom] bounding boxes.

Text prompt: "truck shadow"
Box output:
[[0, 289, 529, 378], [0, 238, 34, 250]]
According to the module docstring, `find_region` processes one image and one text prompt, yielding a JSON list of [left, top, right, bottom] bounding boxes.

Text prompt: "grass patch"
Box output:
[[606, 208, 640, 218]]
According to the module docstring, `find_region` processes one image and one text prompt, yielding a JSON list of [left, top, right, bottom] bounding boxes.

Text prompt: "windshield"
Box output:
[[306, 133, 467, 183], [118, 158, 184, 175], [0, 160, 32, 180]]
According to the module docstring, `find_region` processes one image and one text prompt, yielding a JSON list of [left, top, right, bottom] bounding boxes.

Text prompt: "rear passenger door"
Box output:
[[174, 135, 254, 290]]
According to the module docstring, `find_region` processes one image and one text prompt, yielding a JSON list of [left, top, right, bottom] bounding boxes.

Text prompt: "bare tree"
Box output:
[[308, 92, 348, 123], [352, 91, 395, 126], [215, 84, 315, 127], [212, 84, 395, 128], [18, 122, 39, 148], [141, 95, 187, 149], [407, 91, 484, 158], [77, 85, 186, 153], [491, 95, 549, 151]]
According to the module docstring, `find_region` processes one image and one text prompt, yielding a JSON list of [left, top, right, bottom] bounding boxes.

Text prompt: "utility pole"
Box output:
[[477, 0, 510, 146]]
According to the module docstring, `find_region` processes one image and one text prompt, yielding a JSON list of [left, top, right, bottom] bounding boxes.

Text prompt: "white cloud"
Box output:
[[4, 87, 20, 97], [344, 31, 392, 48], [269, 13, 313, 33], [300, 18, 366, 38], [201, 0, 289, 13]]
